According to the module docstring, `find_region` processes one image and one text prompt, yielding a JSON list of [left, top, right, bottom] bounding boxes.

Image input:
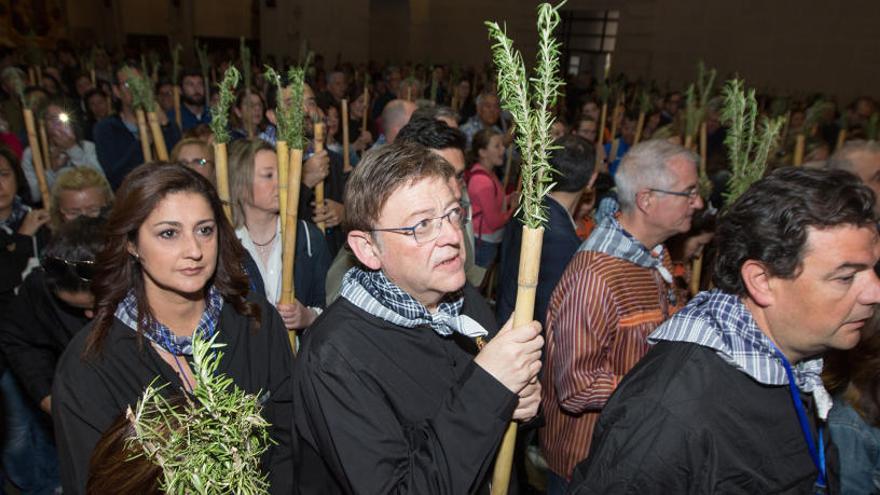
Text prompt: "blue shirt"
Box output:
[[168, 104, 211, 132]]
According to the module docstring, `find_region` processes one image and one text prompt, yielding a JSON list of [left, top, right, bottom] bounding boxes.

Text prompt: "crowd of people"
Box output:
[[0, 38, 879, 495]]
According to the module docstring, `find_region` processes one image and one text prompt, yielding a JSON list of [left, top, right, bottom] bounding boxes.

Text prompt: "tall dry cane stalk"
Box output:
[[485, 2, 565, 493], [209, 66, 241, 222]]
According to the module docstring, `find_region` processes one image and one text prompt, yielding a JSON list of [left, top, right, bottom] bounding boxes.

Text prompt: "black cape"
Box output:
[[0, 269, 91, 404], [569, 341, 838, 494], [52, 294, 295, 495], [292, 284, 517, 494]]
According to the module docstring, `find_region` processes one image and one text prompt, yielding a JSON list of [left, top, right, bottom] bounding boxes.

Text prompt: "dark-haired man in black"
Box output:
[[496, 134, 596, 328], [569, 167, 880, 494]]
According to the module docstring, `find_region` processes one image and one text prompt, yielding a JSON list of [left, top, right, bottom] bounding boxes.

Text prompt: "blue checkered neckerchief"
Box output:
[[340, 267, 487, 339], [579, 215, 673, 284], [649, 289, 832, 419], [114, 286, 224, 356], [0, 197, 29, 233]]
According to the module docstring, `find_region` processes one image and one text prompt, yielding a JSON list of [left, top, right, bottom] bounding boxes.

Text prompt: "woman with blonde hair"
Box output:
[[170, 137, 215, 182], [228, 139, 331, 330], [49, 166, 113, 230]]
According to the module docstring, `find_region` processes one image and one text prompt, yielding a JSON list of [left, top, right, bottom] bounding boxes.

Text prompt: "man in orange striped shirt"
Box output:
[[540, 140, 701, 493]]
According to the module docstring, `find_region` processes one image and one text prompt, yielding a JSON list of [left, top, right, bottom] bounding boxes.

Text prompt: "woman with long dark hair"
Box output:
[[52, 163, 294, 494]]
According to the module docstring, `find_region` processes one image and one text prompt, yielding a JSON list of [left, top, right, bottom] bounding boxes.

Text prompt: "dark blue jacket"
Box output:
[[93, 115, 181, 189], [496, 196, 581, 327], [168, 104, 211, 133]]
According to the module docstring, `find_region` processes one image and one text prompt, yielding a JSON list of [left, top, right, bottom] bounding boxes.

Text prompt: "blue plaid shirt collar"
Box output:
[[340, 267, 487, 339], [114, 286, 224, 356], [649, 289, 832, 418], [0, 196, 29, 233], [579, 215, 673, 284]]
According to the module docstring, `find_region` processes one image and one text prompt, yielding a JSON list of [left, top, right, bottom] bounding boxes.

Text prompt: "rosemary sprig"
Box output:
[[127, 333, 271, 495], [867, 113, 879, 141], [122, 66, 157, 112], [240, 37, 252, 90], [684, 83, 702, 140], [210, 67, 241, 145], [195, 41, 210, 86], [486, 1, 565, 228], [696, 60, 716, 109], [264, 66, 305, 148], [721, 79, 784, 203], [171, 42, 183, 85], [638, 89, 652, 114]]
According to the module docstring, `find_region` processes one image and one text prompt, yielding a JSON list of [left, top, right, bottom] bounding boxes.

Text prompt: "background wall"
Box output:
[[59, 0, 878, 102]]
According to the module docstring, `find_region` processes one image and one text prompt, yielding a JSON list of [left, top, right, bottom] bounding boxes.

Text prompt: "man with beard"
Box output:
[[540, 140, 699, 493], [172, 69, 211, 132], [569, 167, 880, 494]]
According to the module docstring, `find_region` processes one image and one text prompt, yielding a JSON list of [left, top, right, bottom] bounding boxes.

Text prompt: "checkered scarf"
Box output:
[[579, 215, 673, 284], [115, 286, 224, 355], [340, 267, 487, 338], [0, 197, 29, 233], [649, 289, 832, 419]]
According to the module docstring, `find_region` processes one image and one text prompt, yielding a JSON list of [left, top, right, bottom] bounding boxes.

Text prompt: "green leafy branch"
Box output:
[[127, 333, 271, 495], [486, 1, 565, 229], [240, 37, 252, 90], [867, 113, 879, 141], [638, 89, 652, 114], [210, 67, 241, 144], [721, 78, 784, 203], [171, 43, 183, 85], [122, 66, 157, 112], [286, 66, 307, 149], [195, 41, 210, 86], [264, 66, 306, 148]]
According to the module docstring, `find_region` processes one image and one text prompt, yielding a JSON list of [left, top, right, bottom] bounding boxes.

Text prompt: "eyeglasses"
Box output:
[[42, 256, 95, 282], [370, 206, 466, 245], [179, 158, 214, 169], [649, 187, 700, 201], [60, 205, 104, 219]]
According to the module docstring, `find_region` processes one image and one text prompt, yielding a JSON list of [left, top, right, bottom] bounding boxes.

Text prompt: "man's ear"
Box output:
[[635, 189, 653, 215], [741, 259, 774, 307], [348, 230, 382, 270]]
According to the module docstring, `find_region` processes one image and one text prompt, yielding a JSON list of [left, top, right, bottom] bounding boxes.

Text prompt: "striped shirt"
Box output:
[[540, 246, 684, 479]]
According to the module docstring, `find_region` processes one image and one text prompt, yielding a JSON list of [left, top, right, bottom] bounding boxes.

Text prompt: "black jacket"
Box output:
[[0, 270, 91, 405], [52, 293, 294, 495], [293, 284, 516, 494], [570, 341, 837, 494]]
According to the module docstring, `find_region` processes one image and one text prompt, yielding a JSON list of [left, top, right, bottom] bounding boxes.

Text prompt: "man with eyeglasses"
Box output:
[[540, 139, 701, 493], [293, 142, 543, 493]]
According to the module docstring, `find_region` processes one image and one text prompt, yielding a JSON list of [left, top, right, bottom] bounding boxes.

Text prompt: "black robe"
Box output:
[[52, 294, 294, 495], [292, 284, 517, 494], [569, 341, 838, 494], [0, 269, 91, 405]]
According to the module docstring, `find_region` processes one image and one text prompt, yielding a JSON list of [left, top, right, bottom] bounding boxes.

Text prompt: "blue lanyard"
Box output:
[[773, 348, 826, 489]]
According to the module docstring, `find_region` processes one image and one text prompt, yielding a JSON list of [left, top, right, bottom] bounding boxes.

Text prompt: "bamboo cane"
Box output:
[[596, 101, 608, 164], [690, 121, 709, 296], [313, 122, 326, 231], [684, 134, 694, 151], [362, 87, 369, 134], [36, 66, 42, 85], [27, 67, 36, 86], [147, 111, 169, 161], [38, 120, 50, 172], [173, 86, 182, 130], [342, 99, 352, 173], [836, 128, 847, 151], [607, 100, 622, 162], [490, 227, 544, 495], [90, 69, 96, 86], [793, 134, 805, 166], [281, 148, 304, 352], [213, 142, 232, 221], [135, 109, 153, 162], [22, 109, 50, 207], [277, 140, 290, 238], [406, 86, 412, 102], [633, 110, 646, 145]]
